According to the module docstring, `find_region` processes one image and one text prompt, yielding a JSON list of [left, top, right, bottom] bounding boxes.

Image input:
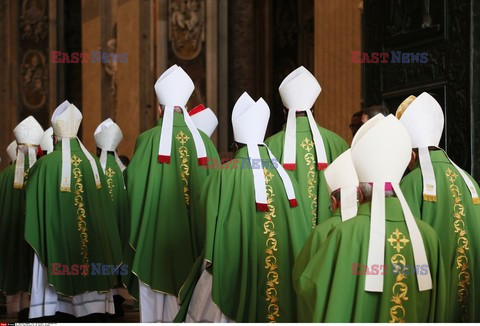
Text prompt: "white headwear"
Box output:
[[40, 127, 54, 154], [351, 115, 432, 293], [189, 104, 218, 137], [52, 101, 101, 192], [94, 118, 125, 173], [397, 92, 479, 203], [154, 65, 208, 165], [7, 141, 17, 163], [279, 66, 327, 170], [13, 116, 44, 188], [232, 92, 298, 211], [324, 149, 358, 221]]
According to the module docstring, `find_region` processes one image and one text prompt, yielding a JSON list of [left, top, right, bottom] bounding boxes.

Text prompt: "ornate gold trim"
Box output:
[[262, 168, 280, 322], [105, 167, 116, 201], [446, 167, 471, 321], [388, 228, 410, 323], [176, 131, 191, 205], [72, 155, 90, 273], [300, 137, 317, 229]]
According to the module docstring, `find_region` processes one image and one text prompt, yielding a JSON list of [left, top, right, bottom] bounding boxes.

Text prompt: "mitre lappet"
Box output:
[[94, 118, 125, 173]]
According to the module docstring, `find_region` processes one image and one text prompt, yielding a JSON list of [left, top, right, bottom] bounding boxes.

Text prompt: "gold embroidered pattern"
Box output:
[[300, 137, 317, 228], [263, 168, 279, 322], [72, 155, 89, 273], [446, 167, 471, 321], [105, 167, 116, 201], [388, 228, 410, 323], [176, 131, 190, 205]]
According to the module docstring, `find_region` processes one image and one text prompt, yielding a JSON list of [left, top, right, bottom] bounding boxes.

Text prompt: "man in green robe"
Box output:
[[25, 101, 123, 319], [94, 118, 135, 312], [176, 93, 310, 322], [265, 66, 348, 228], [294, 115, 446, 322], [125, 65, 219, 322], [0, 117, 43, 315], [397, 92, 480, 322]]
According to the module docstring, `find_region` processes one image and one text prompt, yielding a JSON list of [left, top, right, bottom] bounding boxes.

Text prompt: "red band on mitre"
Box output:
[[198, 157, 208, 166], [256, 203, 269, 212], [189, 104, 206, 116], [317, 162, 328, 170], [289, 199, 298, 208], [158, 155, 171, 164], [283, 163, 296, 171], [37, 146, 44, 157]]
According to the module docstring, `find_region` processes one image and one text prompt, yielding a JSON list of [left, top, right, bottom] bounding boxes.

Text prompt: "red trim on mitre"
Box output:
[[198, 157, 208, 166], [289, 199, 298, 208], [37, 146, 44, 157], [189, 104, 206, 116], [256, 203, 269, 212], [283, 163, 296, 171], [158, 155, 171, 164], [317, 162, 328, 170]]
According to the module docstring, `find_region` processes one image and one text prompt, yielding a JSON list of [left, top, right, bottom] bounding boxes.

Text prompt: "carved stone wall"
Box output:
[[363, 0, 478, 177]]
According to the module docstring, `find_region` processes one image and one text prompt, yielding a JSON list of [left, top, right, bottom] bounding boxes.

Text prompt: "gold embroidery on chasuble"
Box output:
[[105, 167, 116, 201], [176, 131, 191, 205], [72, 155, 90, 272], [263, 168, 280, 322], [446, 167, 471, 321], [388, 228, 410, 323], [300, 137, 317, 228]]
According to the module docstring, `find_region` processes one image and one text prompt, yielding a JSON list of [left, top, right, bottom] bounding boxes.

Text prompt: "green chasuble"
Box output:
[[24, 139, 123, 296], [294, 198, 446, 322], [202, 146, 311, 322], [265, 116, 348, 228], [101, 153, 138, 299], [401, 150, 480, 322], [125, 112, 219, 296], [0, 162, 33, 295]]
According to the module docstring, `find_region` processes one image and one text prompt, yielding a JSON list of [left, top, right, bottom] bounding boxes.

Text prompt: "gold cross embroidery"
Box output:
[[72, 155, 82, 167], [300, 137, 314, 152], [176, 131, 190, 145], [446, 167, 458, 183], [388, 228, 410, 253], [105, 167, 116, 179]]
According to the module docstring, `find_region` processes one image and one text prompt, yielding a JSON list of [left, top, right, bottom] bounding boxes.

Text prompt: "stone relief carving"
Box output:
[[169, 0, 205, 60], [104, 38, 118, 98], [21, 50, 48, 110], [20, 0, 47, 41]]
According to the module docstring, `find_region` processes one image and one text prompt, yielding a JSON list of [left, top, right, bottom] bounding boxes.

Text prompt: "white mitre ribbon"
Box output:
[[13, 145, 37, 189]]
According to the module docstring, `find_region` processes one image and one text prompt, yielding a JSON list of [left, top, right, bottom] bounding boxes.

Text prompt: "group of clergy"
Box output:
[[0, 64, 479, 323]]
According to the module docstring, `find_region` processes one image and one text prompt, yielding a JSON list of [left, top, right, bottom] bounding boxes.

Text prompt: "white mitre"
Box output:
[[324, 149, 358, 221], [40, 127, 54, 154], [12, 116, 44, 188], [7, 141, 17, 163], [351, 115, 432, 293], [154, 65, 208, 165], [189, 104, 218, 137], [94, 118, 125, 172], [279, 66, 328, 170]]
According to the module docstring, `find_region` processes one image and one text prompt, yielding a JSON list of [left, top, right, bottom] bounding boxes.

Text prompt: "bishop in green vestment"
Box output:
[[176, 93, 310, 323], [397, 92, 480, 322], [25, 102, 123, 318], [294, 115, 446, 322], [265, 67, 348, 228], [126, 65, 220, 322], [0, 117, 43, 314]]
